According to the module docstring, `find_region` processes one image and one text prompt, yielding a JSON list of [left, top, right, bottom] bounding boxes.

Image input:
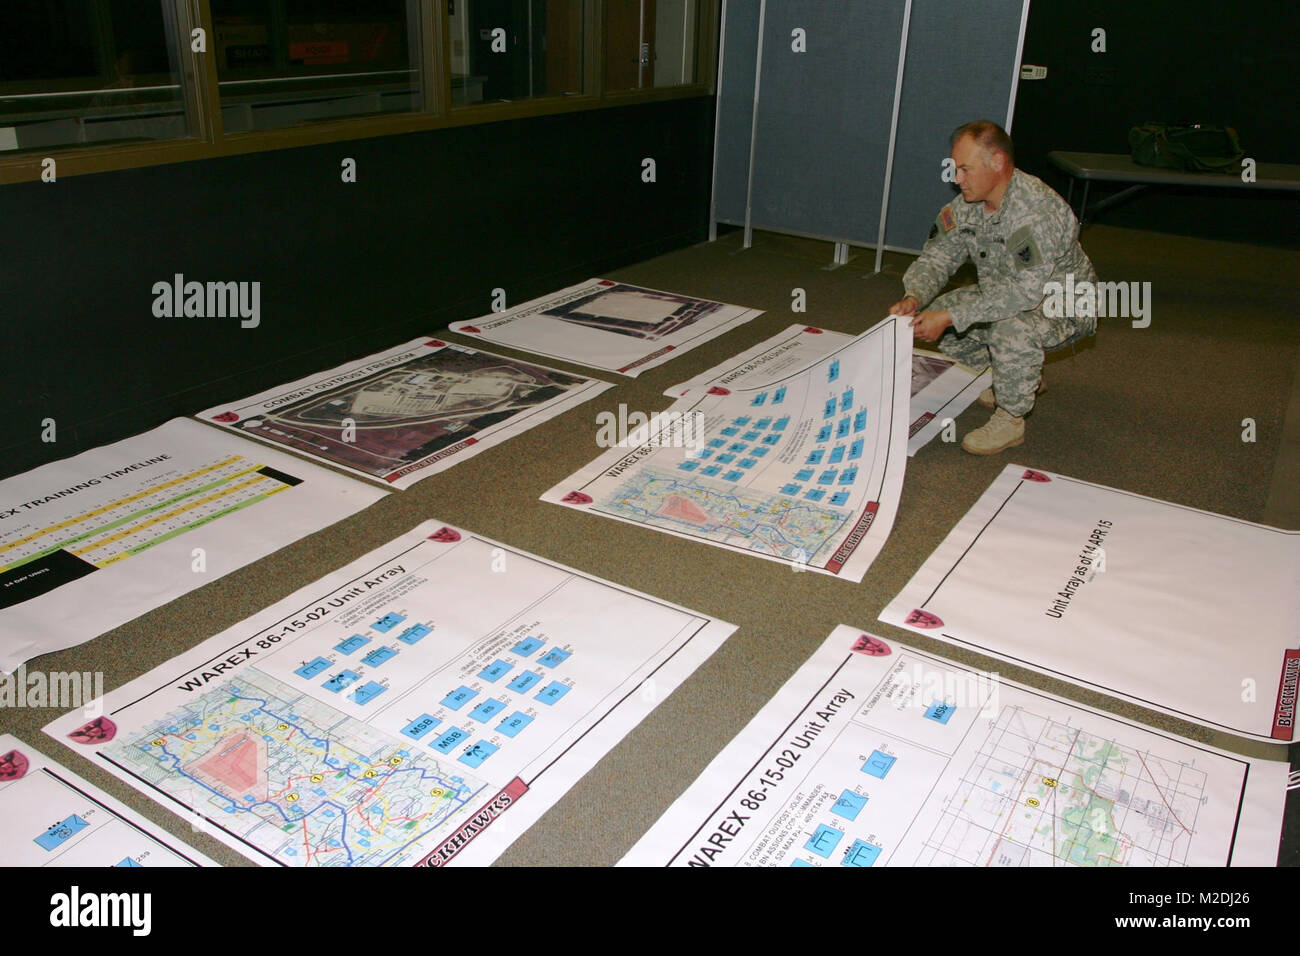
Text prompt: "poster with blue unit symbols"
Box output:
[[44, 522, 736, 867], [619, 627, 1287, 867], [0, 734, 216, 867], [544, 318, 912, 583], [664, 323, 990, 456]]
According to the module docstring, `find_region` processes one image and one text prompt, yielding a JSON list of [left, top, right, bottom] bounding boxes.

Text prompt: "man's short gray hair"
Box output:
[[950, 120, 1015, 167]]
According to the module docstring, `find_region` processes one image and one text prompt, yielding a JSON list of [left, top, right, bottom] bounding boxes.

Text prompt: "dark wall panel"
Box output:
[[0, 98, 716, 477], [747, 0, 905, 243], [884, 0, 1026, 250]]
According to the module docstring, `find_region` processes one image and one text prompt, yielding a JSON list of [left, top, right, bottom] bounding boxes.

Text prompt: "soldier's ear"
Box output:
[[989, 151, 1005, 173]]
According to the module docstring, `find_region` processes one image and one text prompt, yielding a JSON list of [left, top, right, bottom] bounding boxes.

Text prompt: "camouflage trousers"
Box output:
[[931, 287, 1093, 418]]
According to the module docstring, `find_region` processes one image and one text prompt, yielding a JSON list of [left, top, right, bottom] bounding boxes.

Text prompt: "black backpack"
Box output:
[[1128, 123, 1245, 173]]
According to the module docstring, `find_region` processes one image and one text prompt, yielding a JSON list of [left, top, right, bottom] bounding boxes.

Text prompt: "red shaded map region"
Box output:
[[658, 494, 713, 526], [187, 731, 268, 801]]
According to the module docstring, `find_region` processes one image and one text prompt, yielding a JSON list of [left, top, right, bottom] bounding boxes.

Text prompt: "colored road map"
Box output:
[[107, 670, 484, 866], [604, 467, 850, 563]]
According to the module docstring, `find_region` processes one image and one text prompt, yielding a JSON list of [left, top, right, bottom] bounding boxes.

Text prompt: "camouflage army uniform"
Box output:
[[903, 169, 1097, 417]]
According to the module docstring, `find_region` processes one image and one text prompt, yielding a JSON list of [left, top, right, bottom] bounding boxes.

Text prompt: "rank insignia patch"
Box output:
[[1009, 227, 1041, 270]]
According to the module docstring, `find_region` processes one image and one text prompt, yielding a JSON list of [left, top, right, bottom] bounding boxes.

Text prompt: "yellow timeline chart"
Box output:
[[0, 456, 299, 574]]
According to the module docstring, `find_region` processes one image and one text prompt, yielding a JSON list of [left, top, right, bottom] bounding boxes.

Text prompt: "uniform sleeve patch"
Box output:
[[1010, 226, 1042, 270], [939, 206, 957, 232]]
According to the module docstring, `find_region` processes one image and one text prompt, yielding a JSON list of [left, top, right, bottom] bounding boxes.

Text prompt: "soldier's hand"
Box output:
[[890, 295, 920, 316], [909, 310, 952, 342]]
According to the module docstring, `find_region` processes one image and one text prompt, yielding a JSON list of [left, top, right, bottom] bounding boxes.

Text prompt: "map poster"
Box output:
[[0, 734, 216, 867], [665, 323, 990, 456], [0, 419, 385, 673], [198, 338, 612, 489], [620, 627, 1287, 867], [880, 465, 1300, 744], [542, 317, 911, 582], [905, 350, 991, 454], [448, 279, 763, 376], [44, 521, 736, 867]]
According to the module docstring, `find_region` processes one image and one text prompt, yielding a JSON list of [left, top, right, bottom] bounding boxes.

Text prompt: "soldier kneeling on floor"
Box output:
[[890, 120, 1097, 455]]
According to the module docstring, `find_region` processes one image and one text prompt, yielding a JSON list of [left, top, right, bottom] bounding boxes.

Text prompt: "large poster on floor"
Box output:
[[0, 419, 385, 672], [198, 338, 611, 489], [880, 465, 1300, 743], [448, 279, 763, 376], [666, 323, 990, 455], [44, 521, 736, 867], [620, 627, 1287, 867], [542, 318, 911, 582]]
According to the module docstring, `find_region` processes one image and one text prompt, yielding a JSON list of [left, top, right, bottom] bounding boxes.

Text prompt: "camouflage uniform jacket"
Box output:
[[903, 169, 1096, 335]]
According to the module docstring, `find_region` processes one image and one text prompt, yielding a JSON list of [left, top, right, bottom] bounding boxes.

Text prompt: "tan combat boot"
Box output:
[[978, 379, 1045, 409], [962, 407, 1025, 455]]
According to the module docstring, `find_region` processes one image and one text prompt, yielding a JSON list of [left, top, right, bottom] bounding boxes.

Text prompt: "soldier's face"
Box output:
[[952, 134, 1002, 204]]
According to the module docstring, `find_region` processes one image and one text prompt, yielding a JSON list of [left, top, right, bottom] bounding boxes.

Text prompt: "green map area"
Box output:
[[932, 707, 1206, 867]]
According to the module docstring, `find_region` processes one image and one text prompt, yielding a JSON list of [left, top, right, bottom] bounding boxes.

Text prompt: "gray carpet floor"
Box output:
[[4, 223, 1297, 866]]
